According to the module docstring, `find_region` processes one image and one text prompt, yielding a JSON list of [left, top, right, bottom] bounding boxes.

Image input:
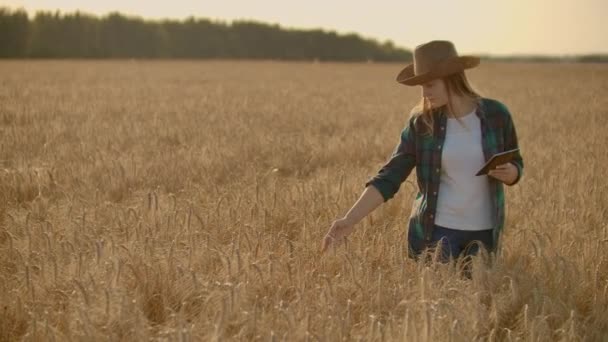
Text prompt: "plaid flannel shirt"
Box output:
[[364, 97, 524, 252]]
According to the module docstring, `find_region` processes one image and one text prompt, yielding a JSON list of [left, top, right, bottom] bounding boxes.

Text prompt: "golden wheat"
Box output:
[[0, 60, 607, 341]]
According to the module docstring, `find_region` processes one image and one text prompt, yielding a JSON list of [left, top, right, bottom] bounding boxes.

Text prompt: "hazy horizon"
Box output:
[[3, 0, 607, 57]]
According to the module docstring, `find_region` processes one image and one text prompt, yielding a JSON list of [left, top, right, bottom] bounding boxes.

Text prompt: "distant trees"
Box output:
[[0, 7, 413, 61], [0, 8, 28, 57]]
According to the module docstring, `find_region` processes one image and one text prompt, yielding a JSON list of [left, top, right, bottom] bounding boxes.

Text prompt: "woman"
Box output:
[[321, 40, 524, 277]]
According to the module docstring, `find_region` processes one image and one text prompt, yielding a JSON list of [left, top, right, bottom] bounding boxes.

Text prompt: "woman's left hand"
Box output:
[[488, 162, 518, 185]]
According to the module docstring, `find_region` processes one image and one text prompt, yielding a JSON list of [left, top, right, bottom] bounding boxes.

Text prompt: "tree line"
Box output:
[[0, 7, 412, 61]]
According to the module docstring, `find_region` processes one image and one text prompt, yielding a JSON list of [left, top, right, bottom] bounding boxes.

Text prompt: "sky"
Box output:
[[3, 0, 607, 56]]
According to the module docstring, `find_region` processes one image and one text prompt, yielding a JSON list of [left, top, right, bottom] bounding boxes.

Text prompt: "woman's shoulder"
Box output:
[[406, 108, 422, 127], [480, 97, 510, 113], [480, 97, 513, 121], [406, 109, 432, 135]]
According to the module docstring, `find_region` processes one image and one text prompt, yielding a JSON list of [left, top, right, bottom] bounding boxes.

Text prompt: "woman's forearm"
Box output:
[[343, 185, 385, 226]]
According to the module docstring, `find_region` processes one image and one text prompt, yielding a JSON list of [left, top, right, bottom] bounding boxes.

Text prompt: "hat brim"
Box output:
[[396, 56, 480, 86]]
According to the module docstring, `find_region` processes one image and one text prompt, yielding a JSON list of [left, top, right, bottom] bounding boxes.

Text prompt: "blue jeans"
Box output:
[[408, 220, 495, 265]]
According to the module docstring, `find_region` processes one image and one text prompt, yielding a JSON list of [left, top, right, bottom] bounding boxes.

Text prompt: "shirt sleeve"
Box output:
[[499, 102, 524, 186], [364, 117, 417, 201]]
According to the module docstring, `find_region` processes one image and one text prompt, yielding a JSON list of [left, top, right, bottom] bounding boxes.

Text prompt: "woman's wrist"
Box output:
[[342, 215, 358, 227]]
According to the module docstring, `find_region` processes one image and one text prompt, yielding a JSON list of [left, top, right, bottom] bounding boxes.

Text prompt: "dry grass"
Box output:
[[0, 59, 607, 341]]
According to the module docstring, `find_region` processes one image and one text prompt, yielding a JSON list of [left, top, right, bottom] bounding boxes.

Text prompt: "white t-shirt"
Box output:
[[434, 108, 494, 230]]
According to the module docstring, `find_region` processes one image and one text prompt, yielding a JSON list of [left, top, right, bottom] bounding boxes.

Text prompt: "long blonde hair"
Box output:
[[409, 71, 482, 137]]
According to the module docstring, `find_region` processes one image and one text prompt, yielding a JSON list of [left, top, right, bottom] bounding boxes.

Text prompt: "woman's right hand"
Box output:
[[321, 217, 355, 253]]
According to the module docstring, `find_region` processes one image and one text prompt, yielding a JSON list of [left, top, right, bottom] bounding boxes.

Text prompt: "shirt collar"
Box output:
[[438, 97, 487, 121]]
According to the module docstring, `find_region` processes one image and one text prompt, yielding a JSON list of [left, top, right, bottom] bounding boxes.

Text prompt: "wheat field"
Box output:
[[0, 60, 607, 341]]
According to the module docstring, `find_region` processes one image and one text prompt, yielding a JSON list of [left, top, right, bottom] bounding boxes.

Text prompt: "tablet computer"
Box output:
[[475, 148, 520, 176]]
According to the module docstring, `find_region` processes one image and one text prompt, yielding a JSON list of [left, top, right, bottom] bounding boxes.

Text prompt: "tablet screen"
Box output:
[[475, 148, 520, 176]]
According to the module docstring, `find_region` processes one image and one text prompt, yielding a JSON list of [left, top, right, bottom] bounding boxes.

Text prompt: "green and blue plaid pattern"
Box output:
[[365, 97, 524, 252]]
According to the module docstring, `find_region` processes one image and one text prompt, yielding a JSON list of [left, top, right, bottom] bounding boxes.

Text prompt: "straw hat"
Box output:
[[396, 40, 480, 86]]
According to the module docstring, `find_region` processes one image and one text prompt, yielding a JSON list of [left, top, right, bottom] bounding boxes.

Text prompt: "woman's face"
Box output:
[[420, 78, 448, 108]]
